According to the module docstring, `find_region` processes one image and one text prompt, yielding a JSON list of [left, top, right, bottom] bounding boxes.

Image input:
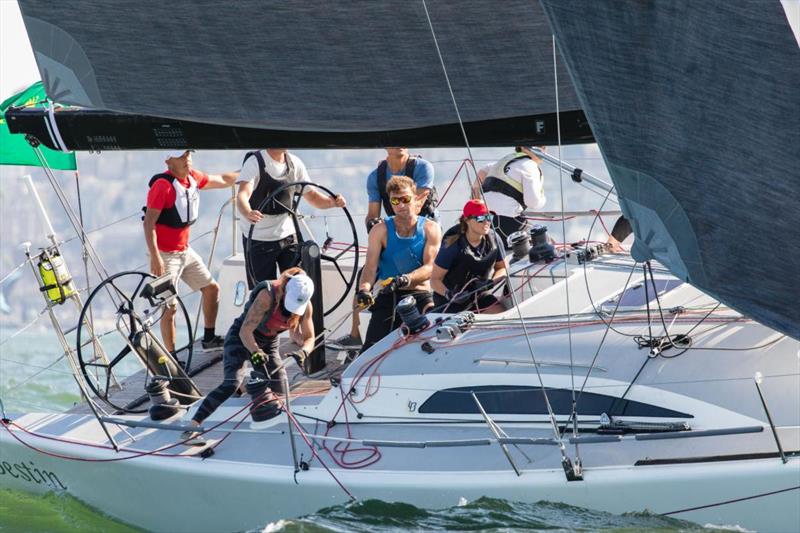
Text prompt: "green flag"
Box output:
[[0, 82, 77, 171]]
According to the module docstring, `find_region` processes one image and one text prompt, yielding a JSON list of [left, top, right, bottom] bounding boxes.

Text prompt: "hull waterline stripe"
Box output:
[[663, 485, 800, 516]]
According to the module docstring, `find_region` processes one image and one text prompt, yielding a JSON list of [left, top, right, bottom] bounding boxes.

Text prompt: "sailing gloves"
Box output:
[[381, 275, 410, 294], [445, 288, 472, 305], [251, 350, 267, 367], [287, 349, 308, 374], [356, 290, 375, 308]]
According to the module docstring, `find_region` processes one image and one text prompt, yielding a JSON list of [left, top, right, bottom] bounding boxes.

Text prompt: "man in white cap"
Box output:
[[143, 149, 238, 352], [184, 267, 316, 440]]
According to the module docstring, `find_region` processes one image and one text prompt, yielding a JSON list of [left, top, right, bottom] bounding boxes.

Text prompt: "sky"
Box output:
[[2, 0, 799, 102]]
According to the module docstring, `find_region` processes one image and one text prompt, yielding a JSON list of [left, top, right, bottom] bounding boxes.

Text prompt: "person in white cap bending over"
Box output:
[[184, 267, 315, 441], [143, 149, 238, 352]]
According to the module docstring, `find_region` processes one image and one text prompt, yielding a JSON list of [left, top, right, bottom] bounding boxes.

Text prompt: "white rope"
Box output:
[[0, 307, 48, 347], [0, 260, 28, 286]]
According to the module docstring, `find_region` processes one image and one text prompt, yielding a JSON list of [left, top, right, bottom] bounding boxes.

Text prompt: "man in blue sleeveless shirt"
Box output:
[[357, 176, 442, 353]]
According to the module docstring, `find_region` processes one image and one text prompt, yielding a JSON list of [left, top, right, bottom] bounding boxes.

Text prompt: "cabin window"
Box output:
[[418, 386, 693, 418]]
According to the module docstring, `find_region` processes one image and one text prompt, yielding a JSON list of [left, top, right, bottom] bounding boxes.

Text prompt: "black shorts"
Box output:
[[362, 290, 433, 352]]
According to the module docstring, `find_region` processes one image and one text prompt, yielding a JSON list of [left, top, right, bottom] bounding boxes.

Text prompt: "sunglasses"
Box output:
[[389, 195, 413, 206], [469, 214, 494, 223]]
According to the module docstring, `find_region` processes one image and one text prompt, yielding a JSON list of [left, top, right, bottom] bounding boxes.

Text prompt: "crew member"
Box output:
[[606, 215, 632, 252], [143, 149, 238, 352], [330, 148, 437, 350], [236, 148, 345, 288], [365, 147, 436, 228], [184, 268, 315, 442], [432, 200, 507, 313], [357, 176, 441, 353], [472, 146, 546, 248]]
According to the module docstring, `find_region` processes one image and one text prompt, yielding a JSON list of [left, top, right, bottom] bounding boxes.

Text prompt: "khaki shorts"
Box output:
[[157, 247, 214, 292]]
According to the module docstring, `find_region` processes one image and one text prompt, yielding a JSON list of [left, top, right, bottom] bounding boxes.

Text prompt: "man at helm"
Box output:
[[236, 148, 345, 288]]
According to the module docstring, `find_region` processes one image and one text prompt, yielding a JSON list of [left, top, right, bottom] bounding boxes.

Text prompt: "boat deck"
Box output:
[[67, 339, 353, 415]]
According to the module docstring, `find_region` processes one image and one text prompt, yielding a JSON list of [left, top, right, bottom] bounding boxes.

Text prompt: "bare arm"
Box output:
[[238, 290, 272, 354], [492, 260, 507, 281], [472, 169, 488, 199], [365, 201, 381, 228], [203, 170, 239, 190], [143, 208, 164, 276], [303, 187, 346, 209], [291, 304, 316, 353], [358, 223, 387, 292], [431, 264, 448, 297], [236, 181, 264, 223], [405, 220, 442, 287]]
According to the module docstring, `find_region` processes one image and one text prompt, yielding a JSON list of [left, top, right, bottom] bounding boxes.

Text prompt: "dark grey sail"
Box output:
[[16, 0, 579, 135], [539, 0, 800, 339]]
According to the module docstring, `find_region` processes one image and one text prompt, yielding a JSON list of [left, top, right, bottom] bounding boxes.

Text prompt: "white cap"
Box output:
[[284, 274, 314, 315], [164, 149, 194, 160]]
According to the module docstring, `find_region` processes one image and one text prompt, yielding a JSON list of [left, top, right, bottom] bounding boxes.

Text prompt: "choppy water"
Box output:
[[0, 332, 741, 533], [0, 490, 738, 533]]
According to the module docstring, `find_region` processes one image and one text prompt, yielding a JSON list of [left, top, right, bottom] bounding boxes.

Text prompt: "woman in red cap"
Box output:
[[431, 199, 507, 313]]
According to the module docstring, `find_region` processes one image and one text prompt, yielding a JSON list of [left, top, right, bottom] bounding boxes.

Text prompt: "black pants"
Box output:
[[242, 235, 298, 289], [492, 214, 527, 250], [433, 291, 498, 313], [362, 290, 433, 353], [192, 328, 286, 424]]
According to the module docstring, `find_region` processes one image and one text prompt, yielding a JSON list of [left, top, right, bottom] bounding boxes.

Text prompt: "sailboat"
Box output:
[[1, 1, 798, 532]]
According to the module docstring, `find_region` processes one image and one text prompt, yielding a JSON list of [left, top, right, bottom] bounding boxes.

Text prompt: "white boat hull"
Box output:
[[2, 426, 798, 532]]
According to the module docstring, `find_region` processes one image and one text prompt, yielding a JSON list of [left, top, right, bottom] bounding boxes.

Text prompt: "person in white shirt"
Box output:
[[472, 146, 546, 248], [236, 149, 345, 287]]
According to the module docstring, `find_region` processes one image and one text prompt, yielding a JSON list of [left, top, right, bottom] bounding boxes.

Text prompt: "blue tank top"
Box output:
[[377, 216, 426, 280]]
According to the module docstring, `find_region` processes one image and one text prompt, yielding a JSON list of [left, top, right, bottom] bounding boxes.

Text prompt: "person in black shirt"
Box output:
[[431, 200, 507, 313]]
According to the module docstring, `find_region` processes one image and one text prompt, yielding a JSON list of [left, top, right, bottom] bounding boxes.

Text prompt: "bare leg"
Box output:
[[201, 281, 220, 329], [161, 305, 177, 352], [350, 297, 362, 340]]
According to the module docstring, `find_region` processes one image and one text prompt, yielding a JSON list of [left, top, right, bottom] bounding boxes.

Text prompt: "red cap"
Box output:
[[463, 199, 489, 217]]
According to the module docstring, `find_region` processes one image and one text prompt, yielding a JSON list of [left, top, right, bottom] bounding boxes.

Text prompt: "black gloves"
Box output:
[[381, 274, 410, 294], [445, 288, 472, 305], [288, 349, 308, 372], [366, 217, 383, 232], [250, 350, 267, 367], [356, 290, 375, 308], [474, 278, 496, 293]]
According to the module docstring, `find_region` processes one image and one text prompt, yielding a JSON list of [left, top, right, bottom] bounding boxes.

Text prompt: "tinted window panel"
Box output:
[[418, 386, 692, 418]]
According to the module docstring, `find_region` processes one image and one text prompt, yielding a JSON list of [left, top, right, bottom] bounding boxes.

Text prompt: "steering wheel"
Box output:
[[245, 181, 359, 316], [75, 270, 193, 413]]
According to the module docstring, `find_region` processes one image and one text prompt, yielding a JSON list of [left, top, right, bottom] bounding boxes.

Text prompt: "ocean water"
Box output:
[[0, 329, 742, 533]]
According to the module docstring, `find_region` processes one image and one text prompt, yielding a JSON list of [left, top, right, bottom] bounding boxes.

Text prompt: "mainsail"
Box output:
[[539, 0, 800, 339], [12, 0, 800, 338]]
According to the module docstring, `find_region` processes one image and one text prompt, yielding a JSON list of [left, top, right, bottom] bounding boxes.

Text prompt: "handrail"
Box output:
[[191, 194, 236, 346]]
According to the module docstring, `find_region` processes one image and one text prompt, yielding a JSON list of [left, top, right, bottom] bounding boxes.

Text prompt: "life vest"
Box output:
[[442, 232, 500, 293], [243, 151, 298, 215], [376, 157, 437, 218], [482, 152, 540, 209], [147, 173, 199, 228], [377, 216, 426, 280], [235, 280, 293, 340]]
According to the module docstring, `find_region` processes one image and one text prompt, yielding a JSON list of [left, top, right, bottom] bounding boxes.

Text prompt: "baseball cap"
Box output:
[[463, 199, 490, 218], [164, 149, 195, 160], [284, 274, 315, 315]]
